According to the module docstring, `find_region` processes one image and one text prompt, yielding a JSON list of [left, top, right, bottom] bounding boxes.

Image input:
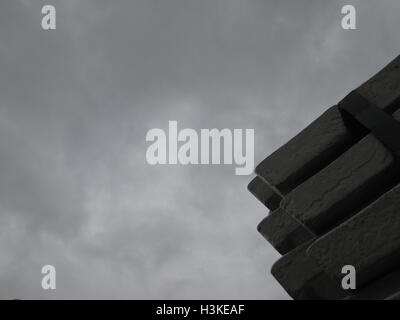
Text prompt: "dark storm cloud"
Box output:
[[0, 0, 399, 298]]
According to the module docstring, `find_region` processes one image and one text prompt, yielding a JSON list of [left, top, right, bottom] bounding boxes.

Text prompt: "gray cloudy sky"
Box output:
[[0, 0, 399, 299]]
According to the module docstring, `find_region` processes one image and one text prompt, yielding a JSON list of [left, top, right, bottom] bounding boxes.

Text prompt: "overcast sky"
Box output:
[[0, 0, 399, 299]]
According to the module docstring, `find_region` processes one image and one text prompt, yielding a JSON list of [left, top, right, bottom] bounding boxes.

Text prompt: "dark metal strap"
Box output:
[[338, 91, 400, 157]]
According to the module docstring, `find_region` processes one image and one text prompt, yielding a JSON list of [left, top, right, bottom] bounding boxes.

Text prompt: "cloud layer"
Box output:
[[0, 0, 399, 298]]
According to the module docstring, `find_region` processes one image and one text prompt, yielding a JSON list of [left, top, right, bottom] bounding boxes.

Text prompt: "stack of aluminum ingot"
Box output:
[[249, 55, 400, 300]]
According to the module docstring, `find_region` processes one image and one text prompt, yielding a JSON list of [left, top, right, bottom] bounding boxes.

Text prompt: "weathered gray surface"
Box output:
[[282, 131, 397, 233], [271, 241, 320, 299], [346, 268, 400, 300], [248, 176, 281, 210], [255, 106, 359, 194], [250, 55, 400, 300], [271, 240, 346, 299], [308, 183, 400, 288], [357, 55, 400, 112], [258, 208, 315, 254], [254, 55, 400, 196]]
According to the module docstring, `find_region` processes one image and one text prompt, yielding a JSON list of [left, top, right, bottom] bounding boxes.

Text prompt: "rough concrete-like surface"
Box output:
[[255, 106, 360, 195], [347, 268, 400, 300], [283, 107, 400, 233], [357, 55, 400, 112], [249, 55, 400, 300], [271, 241, 347, 300], [258, 208, 315, 254], [282, 133, 396, 232], [254, 55, 400, 197], [308, 183, 400, 288], [248, 176, 281, 210]]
